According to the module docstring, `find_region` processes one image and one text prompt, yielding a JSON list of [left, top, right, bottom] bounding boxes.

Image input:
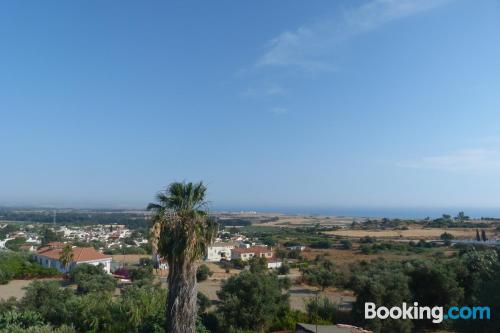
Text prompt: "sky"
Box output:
[[1, 0, 500, 214]]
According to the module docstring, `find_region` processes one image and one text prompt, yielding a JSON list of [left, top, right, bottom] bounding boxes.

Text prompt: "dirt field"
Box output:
[[111, 254, 150, 265], [0, 278, 62, 300], [325, 227, 489, 240]]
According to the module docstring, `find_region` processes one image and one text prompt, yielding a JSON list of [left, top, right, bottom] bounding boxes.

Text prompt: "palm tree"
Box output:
[[148, 181, 218, 333], [59, 244, 74, 274]]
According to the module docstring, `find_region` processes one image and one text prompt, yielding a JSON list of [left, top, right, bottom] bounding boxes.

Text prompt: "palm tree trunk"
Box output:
[[166, 261, 198, 333]]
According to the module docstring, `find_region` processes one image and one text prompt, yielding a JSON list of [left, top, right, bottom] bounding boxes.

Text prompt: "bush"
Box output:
[[230, 258, 245, 269], [20, 281, 75, 326], [0, 324, 76, 333], [197, 292, 211, 314], [278, 264, 290, 275], [287, 249, 302, 259], [309, 240, 333, 249], [68, 264, 116, 294], [196, 265, 213, 282], [0, 310, 44, 329], [0, 253, 58, 285], [340, 239, 352, 250], [359, 236, 376, 243], [217, 270, 290, 332], [129, 266, 154, 283], [440, 232, 454, 246], [307, 297, 352, 325]]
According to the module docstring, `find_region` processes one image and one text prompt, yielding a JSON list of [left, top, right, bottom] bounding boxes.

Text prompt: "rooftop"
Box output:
[[232, 246, 273, 254], [36, 246, 111, 262]]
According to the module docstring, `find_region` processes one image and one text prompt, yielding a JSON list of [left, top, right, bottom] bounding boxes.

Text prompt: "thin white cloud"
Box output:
[[269, 107, 288, 115], [258, 0, 451, 71], [265, 84, 287, 96], [398, 149, 500, 171], [241, 83, 287, 98]]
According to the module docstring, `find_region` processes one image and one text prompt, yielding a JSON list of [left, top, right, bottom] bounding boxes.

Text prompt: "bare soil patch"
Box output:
[[0, 278, 62, 300]]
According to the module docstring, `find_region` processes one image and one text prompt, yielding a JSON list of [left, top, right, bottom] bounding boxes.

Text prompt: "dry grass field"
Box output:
[[325, 227, 493, 240], [254, 215, 362, 228], [111, 254, 150, 264]]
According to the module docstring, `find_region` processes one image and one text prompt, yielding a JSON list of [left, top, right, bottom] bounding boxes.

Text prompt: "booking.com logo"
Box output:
[[365, 302, 491, 324]]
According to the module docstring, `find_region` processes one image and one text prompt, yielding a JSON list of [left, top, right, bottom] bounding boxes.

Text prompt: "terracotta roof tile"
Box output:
[[36, 247, 111, 262]]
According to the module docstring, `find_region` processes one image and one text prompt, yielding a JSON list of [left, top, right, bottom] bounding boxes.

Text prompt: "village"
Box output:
[[2, 210, 499, 333]]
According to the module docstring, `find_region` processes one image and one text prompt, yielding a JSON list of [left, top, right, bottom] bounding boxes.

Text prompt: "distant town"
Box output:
[[1, 207, 499, 333]]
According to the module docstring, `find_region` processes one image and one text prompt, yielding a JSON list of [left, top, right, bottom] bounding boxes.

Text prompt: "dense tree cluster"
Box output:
[[347, 247, 499, 333], [216, 269, 290, 332], [0, 210, 148, 229], [0, 252, 58, 285]]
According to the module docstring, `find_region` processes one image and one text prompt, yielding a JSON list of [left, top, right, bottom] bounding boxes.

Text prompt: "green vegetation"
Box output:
[[68, 264, 116, 294], [340, 239, 352, 250], [0, 280, 167, 333], [216, 269, 290, 332], [0, 252, 58, 285], [305, 296, 351, 326], [347, 247, 499, 333], [0, 224, 20, 240], [148, 181, 218, 333], [301, 256, 336, 291], [196, 265, 213, 282], [103, 246, 148, 255], [0, 210, 148, 229], [359, 240, 438, 255], [5, 238, 27, 251], [440, 232, 454, 245]]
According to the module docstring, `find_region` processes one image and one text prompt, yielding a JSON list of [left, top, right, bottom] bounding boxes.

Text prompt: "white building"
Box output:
[[206, 243, 234, 262], [34, 243, 112, 273]]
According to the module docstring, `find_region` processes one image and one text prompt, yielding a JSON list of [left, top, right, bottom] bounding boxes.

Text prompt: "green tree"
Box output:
[[440, 232, 454, 246], [41, 229, 61, 246], [217, 270, 290, 332], [249, 256, 268, 273], [68, 264, 116, 294], [20, 281, 75, 326], [58, 245, 74, 273], [196, 265, 213, 282], [456, 211, 469, 223], [302, 258, 336, 291], [147, 181, 218, 333], [349, 260, 413, 333], [340, 239, 352, 250]]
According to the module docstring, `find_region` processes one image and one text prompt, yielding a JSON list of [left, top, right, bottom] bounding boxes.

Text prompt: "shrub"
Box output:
[[217, 270, 290, 332], [309, 240, 333, 249], [359, 236, 376, 244], [0, 253, 58, 285], [68, 264, 116, 294], [196, 265, 213, 282], [340, 239, 353, 250], [278, 264, 290, 275]]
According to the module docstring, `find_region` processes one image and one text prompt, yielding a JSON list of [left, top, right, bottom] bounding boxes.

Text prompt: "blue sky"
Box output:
[[1, 0, 500, 212]]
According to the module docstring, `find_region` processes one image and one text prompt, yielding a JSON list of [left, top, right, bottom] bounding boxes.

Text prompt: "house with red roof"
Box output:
[[34, 243, 112, 273], [231, 246, 282, 269]]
